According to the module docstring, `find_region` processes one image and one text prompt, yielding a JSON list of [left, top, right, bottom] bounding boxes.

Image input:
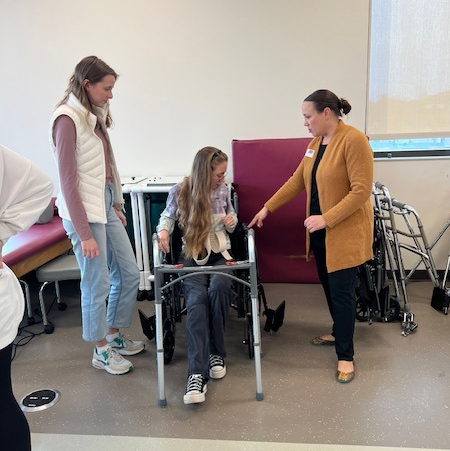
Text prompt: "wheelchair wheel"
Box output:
[[137, 290, 147, 302], [243, 313, 254, 359], [163, 319, 175, 364], [355, 293, 369, 322], [383, 297, 401, 322]]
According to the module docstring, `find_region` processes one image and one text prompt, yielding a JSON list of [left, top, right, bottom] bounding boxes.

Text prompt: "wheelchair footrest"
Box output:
[[263, 301, 285, 333], [138, 309, 156, 341], [431, 286, 450, 315]]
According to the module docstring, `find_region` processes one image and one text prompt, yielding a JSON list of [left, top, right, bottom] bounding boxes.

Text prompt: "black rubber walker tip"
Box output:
[[20, 389, 61, 412]]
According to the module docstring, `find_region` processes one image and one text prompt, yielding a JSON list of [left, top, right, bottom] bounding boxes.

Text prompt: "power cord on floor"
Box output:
[[11, 327, 45, 361], [11, 295, 57, 361]]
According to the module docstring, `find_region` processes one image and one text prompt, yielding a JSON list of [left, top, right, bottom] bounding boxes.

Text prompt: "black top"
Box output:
[[310, 144, 327, 216]]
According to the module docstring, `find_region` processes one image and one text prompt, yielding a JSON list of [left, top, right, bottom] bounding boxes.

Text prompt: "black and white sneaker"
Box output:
[[183, 374, 208, 404], [209, 354, 226, 379]]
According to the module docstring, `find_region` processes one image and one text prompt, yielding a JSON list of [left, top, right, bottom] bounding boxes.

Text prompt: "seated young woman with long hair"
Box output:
[[157, 146, 237, 405]]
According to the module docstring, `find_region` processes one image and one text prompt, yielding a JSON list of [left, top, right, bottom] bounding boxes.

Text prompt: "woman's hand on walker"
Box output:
[[304, 215, 326, 233], [221, 214, 235, 227], [158, 230, 170, 254], [248, 207, 269, 228], [114, 208, 127, 227], [81, 238, 100, 259]]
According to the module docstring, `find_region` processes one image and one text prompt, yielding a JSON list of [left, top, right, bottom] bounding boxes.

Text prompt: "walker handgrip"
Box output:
[[374, 181, 385, 190], [392, 199, 407, 209]]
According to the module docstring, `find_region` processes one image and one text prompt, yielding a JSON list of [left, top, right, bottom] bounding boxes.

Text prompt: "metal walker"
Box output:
[[152, 229, 264, 407], [372, 182, 441, 335]]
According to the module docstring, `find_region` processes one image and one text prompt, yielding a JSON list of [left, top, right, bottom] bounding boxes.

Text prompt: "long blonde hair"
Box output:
[[178, 147, 228, 259], [56, 56, 117, 127]]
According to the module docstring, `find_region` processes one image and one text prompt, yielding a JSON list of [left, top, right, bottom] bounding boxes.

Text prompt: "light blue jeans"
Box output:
[[63, 184, 139, 342]]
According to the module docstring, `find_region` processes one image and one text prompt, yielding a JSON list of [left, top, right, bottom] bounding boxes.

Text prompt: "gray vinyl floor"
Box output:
[[11, 279, 450, 451]]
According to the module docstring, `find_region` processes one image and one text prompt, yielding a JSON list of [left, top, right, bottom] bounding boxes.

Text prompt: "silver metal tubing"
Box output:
[[383, 188, 410, 307], [248, 229, 263, 400], [159, 271, 251, 292], [19, 279, 33, 319], [401, 209, 440, 285], [398, 243, 430, 258], [153, 243, 166, 407], [375, 186, 412, 331], [374, 182, 422, 335], [38, 282, 50, 326], [152, 233, 166, 405], [373, 190, 401, 299], [251, 294, 264, 400], [137, 190, 152, 290], [159, 262, 251, 273], [407, 219, 450, 279], [130, 191, 145, 291], [55, 281, 61, 304], [151, 226, 264, 405], [155, 298, 166, 407], [442, 253, 450, 289], [390, 197, 439, 286]]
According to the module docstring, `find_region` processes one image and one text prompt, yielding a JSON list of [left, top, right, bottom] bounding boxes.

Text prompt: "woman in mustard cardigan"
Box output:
[[249, 89, 373, 383]]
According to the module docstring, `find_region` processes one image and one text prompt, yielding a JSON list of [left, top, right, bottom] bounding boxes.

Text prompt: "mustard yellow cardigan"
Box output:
[[265, 121, 374, 273]]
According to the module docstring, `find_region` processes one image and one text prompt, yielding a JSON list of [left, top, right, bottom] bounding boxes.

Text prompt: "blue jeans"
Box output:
[[63, 184, 139, 342]]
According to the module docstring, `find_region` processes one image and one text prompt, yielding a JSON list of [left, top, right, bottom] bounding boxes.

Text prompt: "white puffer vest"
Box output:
[[49, 93, 124, 224]]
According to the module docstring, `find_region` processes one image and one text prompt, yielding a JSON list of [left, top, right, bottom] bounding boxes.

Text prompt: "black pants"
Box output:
[[310, 230, 358, 361], [0, 343, 31, 451]]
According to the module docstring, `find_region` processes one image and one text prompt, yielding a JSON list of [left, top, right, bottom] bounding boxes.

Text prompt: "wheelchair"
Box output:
[[355, 205, 401, 324], [140, 221, 284, 407]]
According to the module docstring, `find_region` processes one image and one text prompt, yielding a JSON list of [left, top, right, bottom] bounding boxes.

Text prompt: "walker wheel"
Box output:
[[57, 302, 67, 311], [384, 298, 401, 322], [244, 313, 254, 359], [163, 319, 175, 364], [27, 316, 36, 326], [163, 330, 175, 364], [355, 298, 369, 322]]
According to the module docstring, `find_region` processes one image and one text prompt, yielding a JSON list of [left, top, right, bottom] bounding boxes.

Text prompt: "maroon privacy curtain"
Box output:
[[232, 138, 319, 283]]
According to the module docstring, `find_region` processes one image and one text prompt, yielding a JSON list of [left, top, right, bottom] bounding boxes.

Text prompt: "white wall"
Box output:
[[0, 0, 369, 182], [1, 0, 448, 268]]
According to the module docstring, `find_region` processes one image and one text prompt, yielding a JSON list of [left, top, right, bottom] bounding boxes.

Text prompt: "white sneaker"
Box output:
[[209, 354, 226, 379], [92, 346, 133, 375], [183, 374, 208, 404], [107, 333, 145, 356]]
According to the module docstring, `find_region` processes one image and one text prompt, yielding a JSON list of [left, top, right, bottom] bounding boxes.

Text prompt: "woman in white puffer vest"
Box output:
[[157, 147, 238, 405], [50, 56, 144, 375]]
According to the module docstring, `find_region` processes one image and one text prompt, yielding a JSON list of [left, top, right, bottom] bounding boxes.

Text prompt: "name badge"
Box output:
[[305, 148, 315, 158]]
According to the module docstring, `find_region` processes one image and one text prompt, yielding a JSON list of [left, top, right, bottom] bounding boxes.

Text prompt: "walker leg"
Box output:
[[155, 289, 167, 407], [251, 294, 264, 401]]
